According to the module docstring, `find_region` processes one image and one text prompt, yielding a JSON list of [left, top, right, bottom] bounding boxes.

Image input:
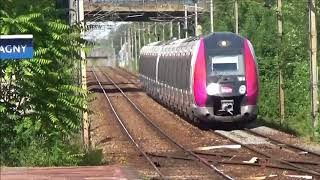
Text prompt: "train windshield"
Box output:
[[208, 54, 244, 76]]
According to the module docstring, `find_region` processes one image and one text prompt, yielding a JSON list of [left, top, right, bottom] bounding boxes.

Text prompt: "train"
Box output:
[[139, 32, 259, 123]]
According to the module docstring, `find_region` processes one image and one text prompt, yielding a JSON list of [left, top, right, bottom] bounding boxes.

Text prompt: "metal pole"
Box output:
[[184, 5, 188, 38], [69, 0, 76, 25], [138, 24, 141, 53], [178, 21, 181, 39], [277, 0, 285, 124], [129, 28, 133, 63], [120, 35, 123, 49], [124, 31, 128, 66], [77, 0, 88, 150], [128, 29, 130, 65], [170, 21, 173, 38], [154, 22, 157, 41], [235, 0, 239, 34], [148, 23, 151, 43], [132, 27, 134, 62], [195, 3, 198, 36], [309, 0, 318, 137], [142, 22, 146, 45], [119, 34, 122, 66], [111, 39, 114, 49], [154, 22, 159, 41], [210, 0, 214, 33], [138, 24, 141, 71], [162, 24, 165, 41], [134, 26, 138, 71]]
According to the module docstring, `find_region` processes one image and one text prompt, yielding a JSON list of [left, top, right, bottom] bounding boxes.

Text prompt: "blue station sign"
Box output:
[[0, 34, 33, 60]]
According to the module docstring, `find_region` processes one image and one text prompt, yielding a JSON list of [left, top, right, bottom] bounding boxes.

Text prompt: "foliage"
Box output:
[[0, 0, 88, 166]]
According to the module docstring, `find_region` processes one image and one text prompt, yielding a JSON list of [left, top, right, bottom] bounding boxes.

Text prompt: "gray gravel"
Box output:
[[249, 126, 320, 154], [215, 130, 270, 145]]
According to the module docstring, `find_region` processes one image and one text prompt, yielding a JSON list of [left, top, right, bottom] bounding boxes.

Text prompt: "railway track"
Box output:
[[90, 66, 320, 179], [242, 128, 320, 172], [90, 66, 232, 179], [243, 128, 320, 157], [212, 129, 320, 177]]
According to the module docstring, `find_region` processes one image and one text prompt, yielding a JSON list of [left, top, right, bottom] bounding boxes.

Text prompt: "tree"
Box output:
[[0, 0, 87, 166]]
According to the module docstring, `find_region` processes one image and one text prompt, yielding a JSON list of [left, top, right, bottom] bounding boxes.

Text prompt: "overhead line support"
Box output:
[[308, 0, 318, 138]]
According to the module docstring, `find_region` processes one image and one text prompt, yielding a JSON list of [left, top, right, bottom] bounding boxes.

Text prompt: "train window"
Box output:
[[185, 52, 191, 90], [169, 56, 177, 87], [178, 55, 183, 89], [170, 54, 175, 86], [175, 54, 180, 89], [209, 55, 245, 76], [181, 54, 187, 89], [158, 56, 163, 82], [164, 55, 169, 84], [179, 52, 184, 89], [167, 55, 171, 85]]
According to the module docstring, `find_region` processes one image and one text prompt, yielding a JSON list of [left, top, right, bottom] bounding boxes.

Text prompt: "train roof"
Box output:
[[143, 32, 244, 47]]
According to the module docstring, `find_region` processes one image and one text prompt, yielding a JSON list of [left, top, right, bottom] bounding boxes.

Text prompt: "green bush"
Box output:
[[0, 0, 89, 166]]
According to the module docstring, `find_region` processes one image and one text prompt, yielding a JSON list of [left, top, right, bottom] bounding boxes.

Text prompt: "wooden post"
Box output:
[[277, 0, 285, 124], [309, 0, 318, 137]]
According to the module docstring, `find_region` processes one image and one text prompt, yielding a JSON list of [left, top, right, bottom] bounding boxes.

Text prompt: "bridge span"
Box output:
[[84, 0, 207, 22]]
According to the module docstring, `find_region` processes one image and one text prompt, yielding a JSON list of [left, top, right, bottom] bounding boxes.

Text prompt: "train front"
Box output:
[[192, 32, 259, 122]]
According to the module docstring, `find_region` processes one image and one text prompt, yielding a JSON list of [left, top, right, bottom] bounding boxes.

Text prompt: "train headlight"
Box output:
[[239, 85, 246, 95], [207, 83, 220, 95]]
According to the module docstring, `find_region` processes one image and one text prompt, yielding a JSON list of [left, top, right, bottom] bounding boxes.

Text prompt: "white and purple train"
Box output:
[[139, 32, 259, 123]]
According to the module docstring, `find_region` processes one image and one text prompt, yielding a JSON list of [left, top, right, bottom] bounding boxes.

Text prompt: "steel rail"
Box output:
[[90, 68, 165, 178], [109, 67, 139, 84], [99, 68, 234, 180], [194, 151, 320, 166], [212, 130, 320, 177], [118, 67, 140, 79], [147, 152, 317, 172], [243, 128, 320, 157]]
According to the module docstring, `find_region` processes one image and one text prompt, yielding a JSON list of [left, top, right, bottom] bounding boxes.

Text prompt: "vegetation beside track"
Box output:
[[0, 0, 102, 166]]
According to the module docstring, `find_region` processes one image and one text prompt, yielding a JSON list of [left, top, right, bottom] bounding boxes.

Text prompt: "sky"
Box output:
[[84, 21, 127, 41]]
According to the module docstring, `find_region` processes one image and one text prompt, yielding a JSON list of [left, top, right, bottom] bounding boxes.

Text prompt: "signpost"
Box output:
[[0, 34, 33, 59]]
